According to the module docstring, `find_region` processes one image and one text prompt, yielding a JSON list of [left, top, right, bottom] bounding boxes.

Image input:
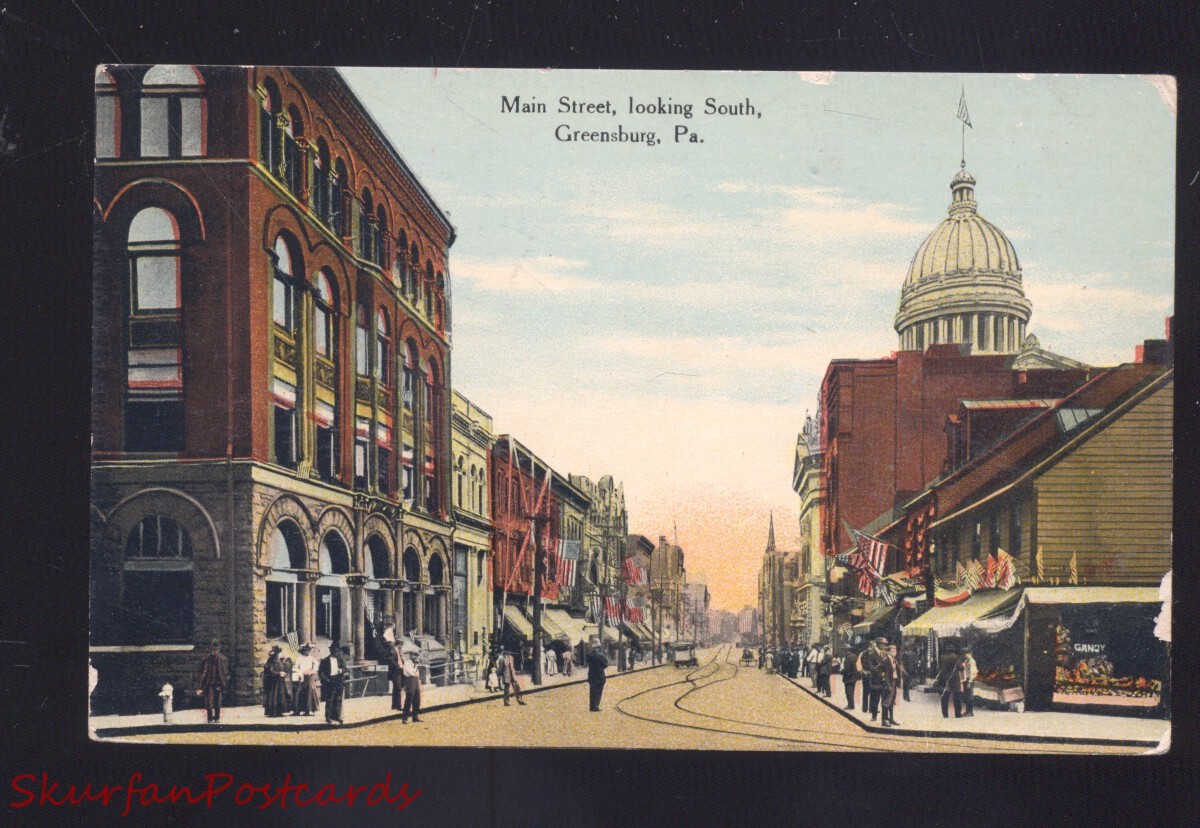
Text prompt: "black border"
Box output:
[[1, 1, 1198, 825]]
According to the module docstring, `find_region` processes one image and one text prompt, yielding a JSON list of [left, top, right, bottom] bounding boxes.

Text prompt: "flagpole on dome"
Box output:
[[957, 86, 972, 169]]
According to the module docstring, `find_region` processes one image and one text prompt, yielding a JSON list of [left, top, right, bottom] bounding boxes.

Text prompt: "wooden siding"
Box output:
[[1035, 377, 1172, 585]]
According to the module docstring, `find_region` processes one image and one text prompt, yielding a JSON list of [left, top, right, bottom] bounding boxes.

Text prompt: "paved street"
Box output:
[[114, 646, 1142, 753]]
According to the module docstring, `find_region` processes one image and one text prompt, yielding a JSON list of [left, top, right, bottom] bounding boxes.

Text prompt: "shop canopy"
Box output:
[[1023, 586, 1161, 604], [536, 609, 571, 644], [503, 605, 534, 641], [545, 608, 589, 646], [901, 588, 1023, 638], [852, 604, 898, 635], [636, 623, 656, 641]]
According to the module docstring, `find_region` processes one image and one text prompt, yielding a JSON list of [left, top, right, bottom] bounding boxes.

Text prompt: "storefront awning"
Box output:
[[545, 608, 589, 646], [852, 604, 898, 635], [503, 605, 534, 641], [536, 608, 571, 643], [636, 623, 656, 641], [902, 588, 1023, 638], [1024, 586, 1161, 604], [622, 621, 648, 641]]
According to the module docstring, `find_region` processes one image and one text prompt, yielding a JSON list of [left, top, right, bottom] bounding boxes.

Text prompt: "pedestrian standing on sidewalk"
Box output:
[[889, 645, 908, 715], [878, 644, 900, 727], [805, 645, 820, 681], [856, 647, 870, 712], [842, 647, 860, 709], [196, 639, 228, 723], [900, 646, 915, 703], [497, 649, 526, 706], [817, 645, 834, 696], [319, 643, 349, 725], [263, 645, 290, 717], [586, 637, 609, 712], [961, 646, 978, 717], [863, 638, 886, 721], [293, 644, 320, 715], [386, 640, 404, 711], [757, 646, 765, 669], [400, 651, 422, 723], [562, 647, 575, 677]]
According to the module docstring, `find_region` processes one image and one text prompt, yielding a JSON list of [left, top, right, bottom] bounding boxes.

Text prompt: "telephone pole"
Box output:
[[530, 512, 548, 686]]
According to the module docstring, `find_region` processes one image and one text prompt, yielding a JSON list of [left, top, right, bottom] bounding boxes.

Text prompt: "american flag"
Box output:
[[559, 551, 577, 589], [855, 530, 889, 578], [622, 558, 645, 586], [963, 559, 983, 592], [604, 597, 621, 625]]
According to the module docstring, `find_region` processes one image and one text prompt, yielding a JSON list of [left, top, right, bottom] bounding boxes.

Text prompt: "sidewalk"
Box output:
[[90, 661, 665, 739], [782, 670, 1169, 749]]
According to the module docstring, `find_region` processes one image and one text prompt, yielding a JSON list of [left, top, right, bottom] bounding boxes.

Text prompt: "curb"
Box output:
[[92, 663, 668, 739], [780, 673, 1163, 748]]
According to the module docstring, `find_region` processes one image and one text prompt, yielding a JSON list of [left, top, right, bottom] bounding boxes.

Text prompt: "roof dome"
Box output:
[[894, 167, 1032, 355], [904, 168, 1022, 287]]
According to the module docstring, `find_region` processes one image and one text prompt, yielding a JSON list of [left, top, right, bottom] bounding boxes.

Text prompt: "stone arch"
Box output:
[[102, 488, 220, 568], [313, 505, 355, 555], [261, 201, 316, 260], [257, 494, 317, 569], [102, 178, 206, 241], [361, 514, 396, 573], [401, 544, 424, 583]]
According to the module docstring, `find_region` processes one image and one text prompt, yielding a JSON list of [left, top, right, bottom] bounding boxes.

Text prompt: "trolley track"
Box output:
[[615, 645, 1132, 754]]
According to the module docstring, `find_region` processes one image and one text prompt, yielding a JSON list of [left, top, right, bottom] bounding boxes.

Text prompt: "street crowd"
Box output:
[[749, 637, 980, 727]]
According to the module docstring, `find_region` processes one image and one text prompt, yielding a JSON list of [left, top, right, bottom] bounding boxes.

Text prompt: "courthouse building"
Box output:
[[90, 66, 456, 712]]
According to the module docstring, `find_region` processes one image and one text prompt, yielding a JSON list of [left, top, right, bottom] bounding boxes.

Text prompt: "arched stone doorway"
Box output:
[[316, 531, 352, 649], [426, 553, 447, 641], [266, 519, 307, 643], [363, 534, 392, 660], [401, 546, 422, 637]]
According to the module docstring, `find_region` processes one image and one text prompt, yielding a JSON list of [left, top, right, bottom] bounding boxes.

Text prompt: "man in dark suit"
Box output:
[[586, 637, 609, 712], [861, 638, 886, 721], [386, 641, 403, 711], [841, 647, 860, 709], [196, 639, 229, 723], [319, 643, 350, 725], [496, 648, 526, 706]]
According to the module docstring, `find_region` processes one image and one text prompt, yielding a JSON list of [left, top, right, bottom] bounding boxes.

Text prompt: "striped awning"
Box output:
[[901, 588, 1023, 638], [545, 608, 589, 646], [503, 605, 533, 641]]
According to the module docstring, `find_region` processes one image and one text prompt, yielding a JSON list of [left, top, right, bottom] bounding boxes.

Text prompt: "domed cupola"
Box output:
[[895, 166, 1032, 354]]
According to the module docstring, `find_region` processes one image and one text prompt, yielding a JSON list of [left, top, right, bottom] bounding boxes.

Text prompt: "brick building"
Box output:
[[90, 66, 456, 713]]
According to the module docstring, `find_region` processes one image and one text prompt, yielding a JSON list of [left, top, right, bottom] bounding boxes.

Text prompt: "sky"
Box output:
[[340, 69, 1175, 611]]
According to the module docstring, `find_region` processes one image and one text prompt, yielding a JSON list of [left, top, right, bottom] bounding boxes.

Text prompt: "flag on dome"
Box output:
[[957, 87, 972, 128]]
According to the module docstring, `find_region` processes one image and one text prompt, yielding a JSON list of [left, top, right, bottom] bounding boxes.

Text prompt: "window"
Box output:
[[125, 346, 183, 452], [141, 65, 205, 158], [477, 550, 485, 585], [95, 67, 121, 158], [377, 446, 392, 495], [122, 515, 193, 644], [274, 403, 297, 468], [402, 343, 416, 410], [266, 582, 297, 638], [359, 190, 374, 261], [1010, 502, 1023, 558], [282, 106, 303, 197], [354, 419, 370, 491], [356, 305, 369, 376], [402, 444, 414, 503], [375, 308, 391, 385], [424, 261, 435, 317], [313, 270, 335, 358], [258, 78, 282, 172], [128, 207, 181, 313], [272, 236, 296, 332], [375, 206, 388, 268], [457, 457, 465, 508], [316, 422, 336, 482]]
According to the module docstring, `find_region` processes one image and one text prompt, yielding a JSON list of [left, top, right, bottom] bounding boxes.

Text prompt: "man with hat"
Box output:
[[319, 643, 350, 725], [961, 645, 978, 717], [496, 647, 525, 706], [196, 639, 228, 723], [293, 643, 320, 715], [386, 637, 404, 711], [586, 636, 609, 712], [400, 649, 423, 723], [862, 637, 888, 722]]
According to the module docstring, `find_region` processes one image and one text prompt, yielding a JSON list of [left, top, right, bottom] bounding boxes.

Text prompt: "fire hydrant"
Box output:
[[159, 683, 174, 723]]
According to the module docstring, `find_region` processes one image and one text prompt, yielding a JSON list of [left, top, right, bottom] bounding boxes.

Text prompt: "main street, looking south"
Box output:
[[113, 647, 1146, 753]]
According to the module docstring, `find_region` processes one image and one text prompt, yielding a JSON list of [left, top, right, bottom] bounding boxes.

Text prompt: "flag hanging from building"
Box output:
[[854, 529, 889, 579], [1068, 551, 1079, 585], [995, 549, 1019, 590], [622, 557, 645, 586], [558, 548, 577, 589], [589, 595, 603, 624], [604, 596, 621, 625], [957, 87, 972, 128]]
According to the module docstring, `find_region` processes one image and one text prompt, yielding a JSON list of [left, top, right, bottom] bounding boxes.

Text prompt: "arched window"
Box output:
[[435, 271, 446, 330], [364, 535, 391, 649], [426, 554, 446, 640], [457, 456, 465, 508], [258, 78, 282, 172], [332, 158, 348, 236], [266, 520, 305, 638], [316, 532, 352, 643], [122, 515, 193, 644], [375, 307, 391, 386], [395, 230, 409, 294], [128, 207, 181, 313], [95, 66, 121, 159], [355, 303, 370, 377], [141, 64, 205, 158], [313, 270, 338, 482], [313, 138, 332, 225], [401, 547, 422, 636], [374, 205, 388, 268], [424, 261, 435, 318], [359, 189, 374, 261], [283, 105, 304, 196], [125, 208, 183, 452], [409, 242, 420, 301], [313, 270, 335, 358], [271, 236, 297, 333], [402, 341, 417, 411]]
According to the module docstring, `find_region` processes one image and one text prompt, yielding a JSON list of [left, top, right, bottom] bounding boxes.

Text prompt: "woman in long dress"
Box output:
[[293, 643, 321, 715], [263, 646, 290, 717]]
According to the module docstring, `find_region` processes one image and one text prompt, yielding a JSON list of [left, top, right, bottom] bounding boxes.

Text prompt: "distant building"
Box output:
[[791, 411, 827, 648], [451, 391, 494, 663]]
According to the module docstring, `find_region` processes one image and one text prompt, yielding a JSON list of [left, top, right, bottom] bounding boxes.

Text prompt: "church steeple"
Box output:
[[766, 512, 776, 552]]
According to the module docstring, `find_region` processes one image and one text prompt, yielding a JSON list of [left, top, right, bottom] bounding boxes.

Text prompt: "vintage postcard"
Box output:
[[88, 67, 1173, 753]]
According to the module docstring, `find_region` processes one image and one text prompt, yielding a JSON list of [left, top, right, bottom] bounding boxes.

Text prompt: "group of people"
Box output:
[[482, 637, 611, 711], [935, 645, 978, 718], [840, 637, 909, 727], [383, 638, 425, 724], [262, 642, 323, 719]]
